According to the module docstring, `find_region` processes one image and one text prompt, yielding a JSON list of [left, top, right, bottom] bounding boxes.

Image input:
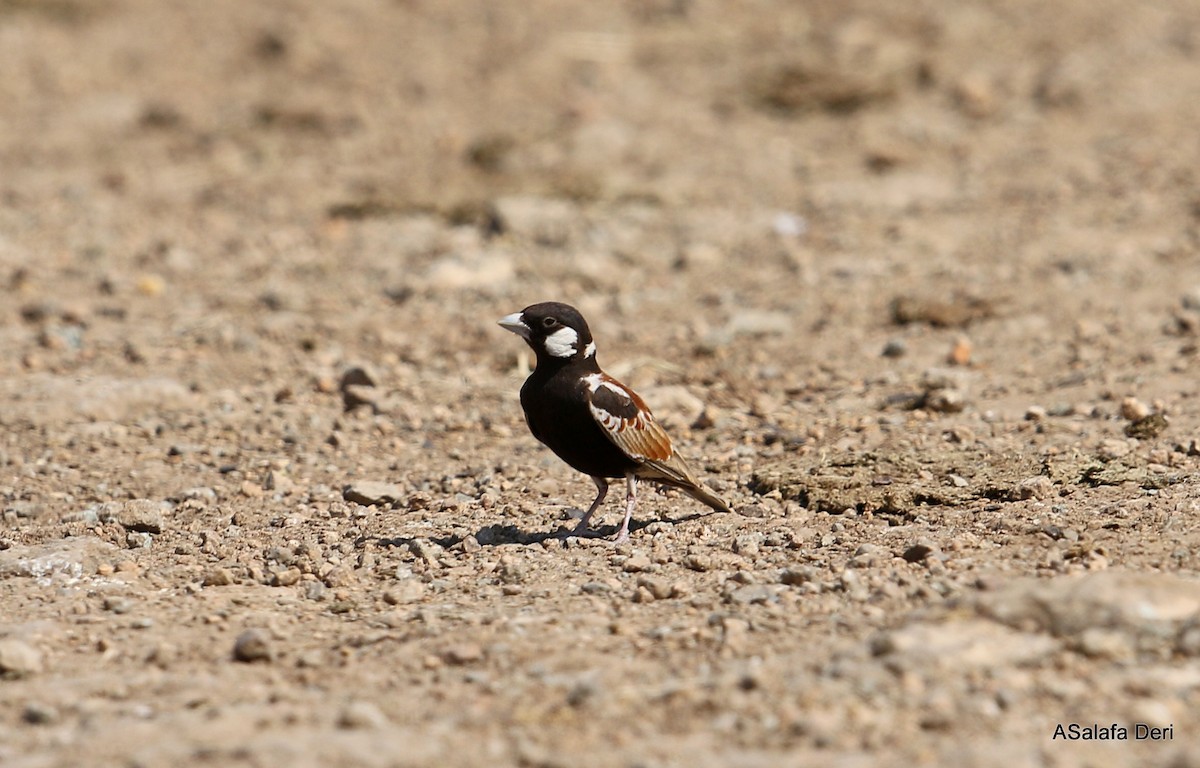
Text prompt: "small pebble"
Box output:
[[232, 628, 273, 663], [339, 364, 378, 390], [126, 532, 152, 549], [721, 617, 750, 650], [22, 702, 59, 725], [727, 584, 774, 605], [1016, 476, 1054, 501], [1080, 628, 1132, 662], [581, 582, 611, 595], [337, 700, 389, 730], [0, 639, 43, 677], [323, 565, 357, 588], [954, 72, 997, 118], [780, 567, 816, 585], [733, 534, 762, 556], [947, 336, 972, 366], [736, 503, 772, 519], [839, 570, 869, 601], [114, 500, 167, 533], [1176, 621, 1200, 657], [343, 482, 408, 506], [636, 577, 674, 601], [342, 384, 380, 412], [176, 486, 218, 502], [271, 568, 302, 587], [945, 425, 975, 444], [683, 554, 712, 572], [410, 539, 443, 566], [441, 644, 484, 665], [1098, 439, 1132, 461], [103, 596, 134, 614], [136, 274, 165, 296], [901, 543, 935, 563], [622, 554, 652, 573], [202, 567, 234, 587], [932, 389, 967, 413], [383, 580, 424, 604], [1120, 396, 1150, 421], [1125, 413, 1168, 439]]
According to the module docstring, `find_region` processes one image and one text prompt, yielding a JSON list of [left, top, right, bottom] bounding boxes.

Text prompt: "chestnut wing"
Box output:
[[586, 374, 701, 487]]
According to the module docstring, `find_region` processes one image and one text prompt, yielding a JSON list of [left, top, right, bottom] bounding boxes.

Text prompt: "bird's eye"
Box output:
[[542, 317, 557, 328]]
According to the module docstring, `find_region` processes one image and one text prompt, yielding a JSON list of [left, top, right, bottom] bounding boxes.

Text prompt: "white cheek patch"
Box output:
[[543, 326, 579, 358]]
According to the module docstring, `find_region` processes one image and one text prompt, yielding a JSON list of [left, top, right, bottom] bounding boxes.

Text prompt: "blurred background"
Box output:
[[4, 3, 1200, 766], [3, 0, 1197, 389]]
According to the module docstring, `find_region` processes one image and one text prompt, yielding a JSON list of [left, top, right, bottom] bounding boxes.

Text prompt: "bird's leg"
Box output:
[[612, 475, 637, 543], [572, 476, 608, 534]]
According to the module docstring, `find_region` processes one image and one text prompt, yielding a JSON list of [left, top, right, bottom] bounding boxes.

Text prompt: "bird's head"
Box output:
[[498, 301, 597, 363]]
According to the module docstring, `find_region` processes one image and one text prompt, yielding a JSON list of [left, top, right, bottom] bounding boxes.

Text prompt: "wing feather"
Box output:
[[585, 373, 702, 487], [584, 372, 734, 514]]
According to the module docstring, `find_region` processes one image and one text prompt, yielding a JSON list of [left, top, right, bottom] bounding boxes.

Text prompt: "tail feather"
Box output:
[[635, 454, 734, 514], [683, 481, 734, 515]]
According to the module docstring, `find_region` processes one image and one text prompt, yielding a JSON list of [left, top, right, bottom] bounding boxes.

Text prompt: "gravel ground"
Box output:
[[3, 1, 1200, 766]]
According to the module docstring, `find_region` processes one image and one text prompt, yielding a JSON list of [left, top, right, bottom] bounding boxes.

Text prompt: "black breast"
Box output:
[[520, 364, 638, 479]]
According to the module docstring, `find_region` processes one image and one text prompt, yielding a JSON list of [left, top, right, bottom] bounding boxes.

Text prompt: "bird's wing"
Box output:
[[585, 373, 700, 487]]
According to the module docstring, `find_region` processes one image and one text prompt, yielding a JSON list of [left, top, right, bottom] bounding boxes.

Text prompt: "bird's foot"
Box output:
[[552, 512, 598, 539], [554, 508, 580, 534], [610, 528, 630, 544], [571, 519, 594, 535], [556, 521, 596, 539]]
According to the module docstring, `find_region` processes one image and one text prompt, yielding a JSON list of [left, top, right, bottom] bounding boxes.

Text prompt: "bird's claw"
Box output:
[[558, 523, 592, 539]]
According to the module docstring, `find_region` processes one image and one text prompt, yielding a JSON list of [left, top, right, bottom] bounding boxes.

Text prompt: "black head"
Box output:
[[498, 301, 597, 364]]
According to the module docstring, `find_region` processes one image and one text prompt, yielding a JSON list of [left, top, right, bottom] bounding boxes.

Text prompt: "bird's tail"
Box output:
[[639, 455, 734, 514], [684, 482, 734, 515]]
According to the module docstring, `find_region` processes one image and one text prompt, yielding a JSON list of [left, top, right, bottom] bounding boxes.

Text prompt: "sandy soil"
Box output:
[[3, 1, 1200, 766]]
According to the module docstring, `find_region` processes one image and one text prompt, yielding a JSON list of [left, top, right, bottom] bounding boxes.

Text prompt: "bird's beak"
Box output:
[[498, 312, 530, 339]]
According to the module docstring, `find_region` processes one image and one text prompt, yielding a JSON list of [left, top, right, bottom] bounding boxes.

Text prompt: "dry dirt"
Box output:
[[3, 1, 1200, 766]]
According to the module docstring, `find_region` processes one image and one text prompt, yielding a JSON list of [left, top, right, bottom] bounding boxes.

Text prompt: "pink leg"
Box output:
[[612, 475, 636, 543], [571, 476, 608, 535]]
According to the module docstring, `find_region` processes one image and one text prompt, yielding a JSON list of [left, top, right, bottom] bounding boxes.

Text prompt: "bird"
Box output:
[[498, 301, 733, 542]]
